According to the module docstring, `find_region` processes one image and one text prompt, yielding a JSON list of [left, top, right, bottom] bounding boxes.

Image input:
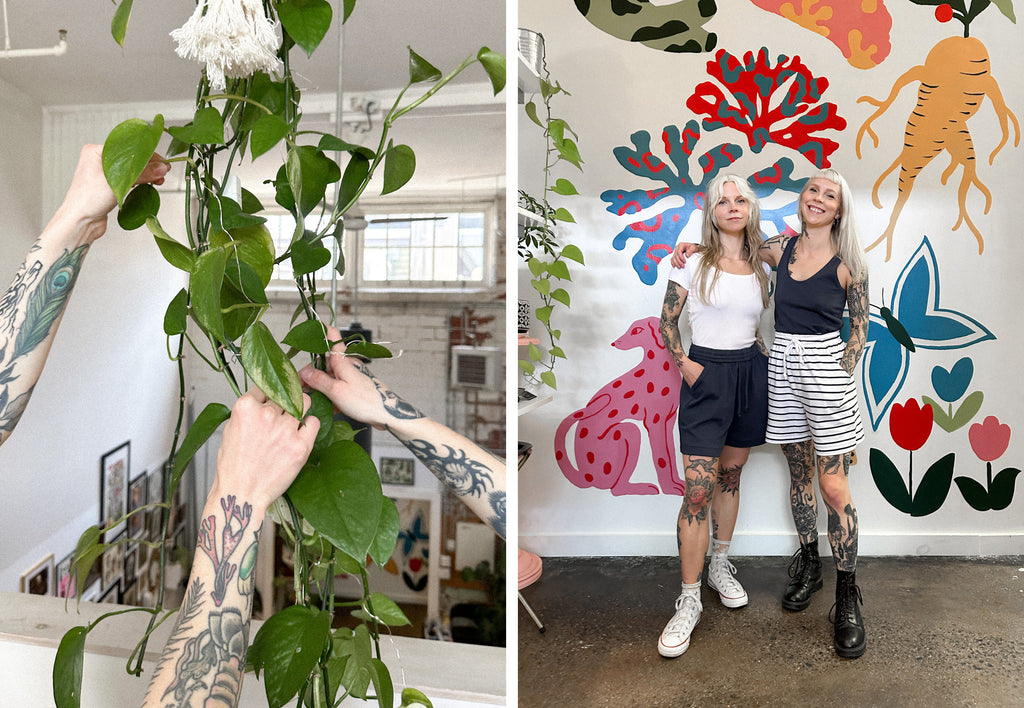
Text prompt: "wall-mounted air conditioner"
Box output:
[[450, 345, 502, 391]]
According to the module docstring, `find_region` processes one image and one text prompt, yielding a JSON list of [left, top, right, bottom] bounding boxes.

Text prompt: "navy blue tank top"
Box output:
[[774, 236, 846, 334]]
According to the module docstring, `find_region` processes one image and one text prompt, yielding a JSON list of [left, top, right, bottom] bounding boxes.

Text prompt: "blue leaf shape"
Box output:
[[859, 237, 995, 430]]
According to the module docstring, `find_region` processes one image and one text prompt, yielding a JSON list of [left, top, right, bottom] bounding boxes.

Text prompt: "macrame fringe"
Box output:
[[170, 0, 282, 91]]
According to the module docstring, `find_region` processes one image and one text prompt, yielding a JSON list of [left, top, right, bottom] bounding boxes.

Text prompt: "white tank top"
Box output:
[[668, 253, 769, 350]]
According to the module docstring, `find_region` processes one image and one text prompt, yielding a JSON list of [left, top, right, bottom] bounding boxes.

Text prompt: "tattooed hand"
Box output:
[[214, 387, 320, 511], [299, 324, 423, 429], [47, 144, 169, 247], [299, 325, 507, 538]]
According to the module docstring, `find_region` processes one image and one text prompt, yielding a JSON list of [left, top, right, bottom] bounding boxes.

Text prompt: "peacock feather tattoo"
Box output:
[[12, 246, 86, 360]]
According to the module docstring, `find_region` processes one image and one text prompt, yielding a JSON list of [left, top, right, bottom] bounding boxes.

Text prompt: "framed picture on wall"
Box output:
[[124, 541, 138, 589], [127, 473, 148, 539], [100, 441, 130, 542], [379, 454, 416, 486], [147, 464, 165, 506], [55, 552, 75, 599], [102, 531, 125, 592], [20, 554, 54, 595], [99, 581, 120, 604]]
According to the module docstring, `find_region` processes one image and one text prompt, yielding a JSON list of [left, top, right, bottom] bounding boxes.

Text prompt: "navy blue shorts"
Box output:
[[677, 343, 768, 457]]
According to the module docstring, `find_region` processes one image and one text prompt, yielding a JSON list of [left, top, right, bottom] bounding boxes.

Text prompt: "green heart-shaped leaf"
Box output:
[[242, 322, 304, 419], [167, 107, 225, 145], [249, 605, 332, 708], [117, 184, 160, 231], [382, 143, 416, 195], [102, 114, 164, 207]]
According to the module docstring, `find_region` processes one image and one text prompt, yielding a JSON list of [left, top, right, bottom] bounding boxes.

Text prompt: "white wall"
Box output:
[[518, 1, 1024, 557], [0, 104, 186, 590]]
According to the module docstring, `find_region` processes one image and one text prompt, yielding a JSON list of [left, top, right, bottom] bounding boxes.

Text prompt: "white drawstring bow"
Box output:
[[170, 0, 282, 91]]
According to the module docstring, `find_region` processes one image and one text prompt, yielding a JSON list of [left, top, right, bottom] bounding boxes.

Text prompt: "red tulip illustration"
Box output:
[[890, 397, 934, 452], [871, 397, 952, 516]]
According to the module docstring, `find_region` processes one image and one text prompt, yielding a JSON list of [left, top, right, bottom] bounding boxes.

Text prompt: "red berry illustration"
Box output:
[[935, 4, 954, 22]]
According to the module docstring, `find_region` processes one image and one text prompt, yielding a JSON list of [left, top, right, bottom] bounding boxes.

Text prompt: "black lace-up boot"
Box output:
[[781, 541, 822, 611], [832, 570, 866, 658]]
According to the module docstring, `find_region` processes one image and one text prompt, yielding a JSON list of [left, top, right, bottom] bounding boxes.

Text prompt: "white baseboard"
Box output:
[[518, 531, 1024, 558]]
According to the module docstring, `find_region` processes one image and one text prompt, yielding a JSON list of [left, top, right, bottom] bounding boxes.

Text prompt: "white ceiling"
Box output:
[[0, 0, 506, 198]]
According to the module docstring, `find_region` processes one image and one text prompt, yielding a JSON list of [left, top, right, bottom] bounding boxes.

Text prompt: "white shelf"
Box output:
[[518, 52, 541, 101], [518, 393, 553, 416], [518, 205, 546, 225]]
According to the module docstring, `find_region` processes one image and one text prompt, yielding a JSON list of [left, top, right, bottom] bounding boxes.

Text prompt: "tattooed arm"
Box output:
[[757, 234, 791, 269], [658, 281, 702, 387], [143, 387, 319, 708], [841, 272, 870, 374], [299, 326, 507, 538], [0, 145, 168, 446]]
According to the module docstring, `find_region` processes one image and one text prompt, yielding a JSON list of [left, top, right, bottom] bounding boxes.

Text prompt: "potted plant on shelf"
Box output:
[[53, 2, 504, 707], [518, 31, 584, 392]]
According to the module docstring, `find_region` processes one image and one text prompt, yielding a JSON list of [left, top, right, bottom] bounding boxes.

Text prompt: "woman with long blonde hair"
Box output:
[[657, 174, 771, 658]]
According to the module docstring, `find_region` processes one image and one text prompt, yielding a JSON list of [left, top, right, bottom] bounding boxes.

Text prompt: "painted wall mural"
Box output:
[[748, 0, 894, 68], [600, 47, 845, 286], [554, 317, 684, 495], [855, 8, 1021, 261], [572, 0, 719, 53], [543, 2, 1020, 523], [854, 236, 994, 430]]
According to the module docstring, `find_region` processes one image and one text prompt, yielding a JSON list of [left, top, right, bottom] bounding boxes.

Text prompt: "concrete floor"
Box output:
[[518, 555, 1024, 707]]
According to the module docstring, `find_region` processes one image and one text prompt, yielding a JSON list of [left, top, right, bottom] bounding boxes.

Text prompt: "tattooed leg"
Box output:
[[783, 441, 818, 544], [677, 455, 718, 583], [709, 445, 749, 546], [818, 453, 858, 571]]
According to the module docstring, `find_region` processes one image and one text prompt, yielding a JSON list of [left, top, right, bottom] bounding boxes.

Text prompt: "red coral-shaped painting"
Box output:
[[686, 47, 847, 168], [749, 0, 892, 69]]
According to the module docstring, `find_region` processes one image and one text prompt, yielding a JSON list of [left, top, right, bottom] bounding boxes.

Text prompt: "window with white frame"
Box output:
[[264, 204, 494, 291]]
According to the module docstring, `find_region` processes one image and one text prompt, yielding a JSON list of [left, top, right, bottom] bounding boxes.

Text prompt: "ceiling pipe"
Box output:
[[2, 0, 67, 59]]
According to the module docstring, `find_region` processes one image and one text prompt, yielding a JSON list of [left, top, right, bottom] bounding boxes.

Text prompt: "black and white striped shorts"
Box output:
[[765, 331, 864, 456]]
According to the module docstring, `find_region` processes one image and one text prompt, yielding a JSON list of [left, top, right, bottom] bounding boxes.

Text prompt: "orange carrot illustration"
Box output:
[[856, 35, 1020, 261]]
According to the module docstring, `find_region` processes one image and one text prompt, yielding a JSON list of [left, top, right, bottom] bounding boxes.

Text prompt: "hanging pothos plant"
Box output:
[[52, 2, 504, 707], [518, 49, 584, 391]]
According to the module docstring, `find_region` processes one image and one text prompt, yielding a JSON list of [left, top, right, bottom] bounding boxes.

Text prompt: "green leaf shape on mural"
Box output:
[[117, 184, 160, 231], [923, 391, 984, 432], [171, 403, 232, 495], [869, 448, 913, 514], [955, 466, 1021, 511], [249, 604, 332, 708], [241, 322, 304, 420], [52, 625, 88, 708], [102, 115, 164, 208], [911, 453, 955, 517], [277, 0, 333, 57], [989, 467, 1021, 510], [287, 440, 386, 562], [954, 475, 991, 511]]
